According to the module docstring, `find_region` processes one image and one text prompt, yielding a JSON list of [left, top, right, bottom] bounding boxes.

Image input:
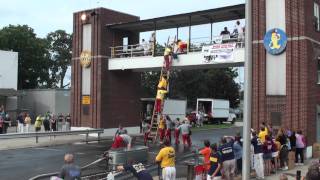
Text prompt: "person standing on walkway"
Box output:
[[295, 130, 306, 165], [277, 128, 289, 170], [178, 120, 192, 147], [199, 140, 212, 172], [218, 136, 235, 180], [233, 136, 242, 176], [0, 115, 4, 134], [174, 118, 180, 145], [207, 143, 222, 180], [59, 153, 81, 180], [156, 138, 176, 180], [65, 113, 71, 131], [141, 120, 151, 146], [17, 113, 24, 133], [50, 115, 57, 131], [34, 114, 43, 132], [251, 131, 264, 179], [24, 113, 32, 133], [165, 115, 172, 144]]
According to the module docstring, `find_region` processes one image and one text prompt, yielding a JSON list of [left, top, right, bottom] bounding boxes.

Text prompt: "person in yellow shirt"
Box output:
[[157, 75, 168, 90], [163, 47, 173, 71], [158, 116, 166, 142], [155, 89, 167, 113], [258, 127, 268, 143], [156, 139, 176, 180], [34, 115, 43, 132]]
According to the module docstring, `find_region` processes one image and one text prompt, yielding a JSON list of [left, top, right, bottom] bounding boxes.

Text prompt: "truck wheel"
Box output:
[[231, 118, 236, 124]]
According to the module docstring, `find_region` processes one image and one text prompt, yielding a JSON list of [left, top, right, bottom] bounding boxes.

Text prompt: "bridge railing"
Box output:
[[0, 129, 104, 143], [109, 35, 245, 59]]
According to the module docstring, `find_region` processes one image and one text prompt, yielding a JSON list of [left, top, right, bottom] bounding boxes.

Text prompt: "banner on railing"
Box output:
[[201, 43, 236, 63]]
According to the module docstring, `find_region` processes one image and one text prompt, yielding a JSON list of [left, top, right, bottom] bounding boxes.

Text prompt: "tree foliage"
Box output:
[[0, 25, 50, 89], [141, 68, 240, 108], [46, 30, 72, 88]]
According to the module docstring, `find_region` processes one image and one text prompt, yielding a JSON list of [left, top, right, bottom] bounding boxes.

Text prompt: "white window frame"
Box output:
[[315, 2, 320, 31]]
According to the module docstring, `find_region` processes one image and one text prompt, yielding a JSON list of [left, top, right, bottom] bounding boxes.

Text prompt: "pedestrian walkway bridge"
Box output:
[[108, 38, 245, 71], [106, 4, 245, 71]]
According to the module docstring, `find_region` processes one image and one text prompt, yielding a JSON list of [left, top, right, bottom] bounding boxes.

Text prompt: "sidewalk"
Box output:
[[262, 160, 314, 180]]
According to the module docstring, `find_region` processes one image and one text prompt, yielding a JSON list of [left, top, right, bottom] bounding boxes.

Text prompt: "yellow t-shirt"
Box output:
[[158, 119, 165, 129], [258, 130, 268, 143], [34, 116, 42, 128], [156, 90, 167, 100], [164, 48, 172, 56], [156, 146, 175, 168], [157, 77, 168, 89]]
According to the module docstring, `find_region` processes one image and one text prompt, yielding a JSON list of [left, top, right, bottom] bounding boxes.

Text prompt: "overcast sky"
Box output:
[[0, 0, 245, 86]]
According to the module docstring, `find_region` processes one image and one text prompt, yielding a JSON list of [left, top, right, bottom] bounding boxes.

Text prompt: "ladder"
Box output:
[[148, 36, 176, 143]]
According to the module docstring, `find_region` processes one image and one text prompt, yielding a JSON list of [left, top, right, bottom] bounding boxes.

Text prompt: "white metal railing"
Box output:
[[0, 129, 104, 143], [109, 35, 245, 59], [110, 43, 153, 58]]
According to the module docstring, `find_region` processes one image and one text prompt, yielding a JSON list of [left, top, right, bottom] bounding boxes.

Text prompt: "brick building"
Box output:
[[71, 1, 320, 144]]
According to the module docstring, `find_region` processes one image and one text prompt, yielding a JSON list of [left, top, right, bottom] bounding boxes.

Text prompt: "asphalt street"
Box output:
[[0, 126, 242, 180]]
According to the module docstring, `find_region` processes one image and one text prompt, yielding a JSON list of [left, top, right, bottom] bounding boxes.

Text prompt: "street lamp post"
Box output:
[[242, 0, 252, 180]]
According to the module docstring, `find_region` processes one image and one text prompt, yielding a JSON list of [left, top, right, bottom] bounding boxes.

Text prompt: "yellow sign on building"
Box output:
[[82, 95, 91, 105], [80, 51, 91, 68]]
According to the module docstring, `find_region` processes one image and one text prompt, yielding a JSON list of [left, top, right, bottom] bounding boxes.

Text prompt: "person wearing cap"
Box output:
[[156, 138, 176, 180]]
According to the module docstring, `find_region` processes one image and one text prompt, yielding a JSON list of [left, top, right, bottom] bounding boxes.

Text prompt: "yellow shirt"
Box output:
[[35, 116, 42, 128], [159, 119, 165, 129], [157, 77, 168, 89], [164, 47, 171, 56], [156, 90, 167, 100], [156, 146, 175, 168], [258, 130, 268, 143]]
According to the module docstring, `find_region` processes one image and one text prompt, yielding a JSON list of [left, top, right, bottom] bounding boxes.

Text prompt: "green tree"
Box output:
[[141, 68, 240, 108], [0, 25, 50, 89], [46, 30, 72, 88]]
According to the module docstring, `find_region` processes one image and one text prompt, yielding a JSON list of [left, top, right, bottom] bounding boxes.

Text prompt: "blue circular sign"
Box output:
[[263, 28, 287, 55]]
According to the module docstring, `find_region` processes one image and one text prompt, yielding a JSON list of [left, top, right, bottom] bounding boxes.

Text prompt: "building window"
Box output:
[[315, 2, 320, 31]]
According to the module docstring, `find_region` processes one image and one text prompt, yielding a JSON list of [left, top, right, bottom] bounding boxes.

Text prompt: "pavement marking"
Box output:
[[75, 152, 86, 155], [33, 147, 63, 152]]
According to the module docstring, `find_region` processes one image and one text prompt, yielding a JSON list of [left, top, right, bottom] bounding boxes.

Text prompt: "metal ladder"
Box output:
[[148, 36, 176, 143]]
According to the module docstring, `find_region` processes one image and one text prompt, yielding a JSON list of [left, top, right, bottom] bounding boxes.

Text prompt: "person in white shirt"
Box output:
[[233, 21, 244, 47]]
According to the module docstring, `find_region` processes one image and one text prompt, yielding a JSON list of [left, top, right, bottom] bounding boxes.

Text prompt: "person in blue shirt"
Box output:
[[207, 143, 222, 180], [251, 131, 264, 179], [117, 163, 153, 180], [233, 136, 242, 176], [218, 136, 235, 180]]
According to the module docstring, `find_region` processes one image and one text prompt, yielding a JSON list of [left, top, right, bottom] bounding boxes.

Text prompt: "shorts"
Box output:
[[207, 175, 221, 180], [263, 153, 272, 160], [272, 151, 279, 158], [162, 167, 176, 180]]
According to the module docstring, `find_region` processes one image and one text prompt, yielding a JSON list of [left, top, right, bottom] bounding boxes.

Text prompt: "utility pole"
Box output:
[[242, 0, 252, 180]]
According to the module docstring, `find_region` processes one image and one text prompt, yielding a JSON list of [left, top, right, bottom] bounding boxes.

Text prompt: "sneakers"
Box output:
[[281, 166, 288, 170]]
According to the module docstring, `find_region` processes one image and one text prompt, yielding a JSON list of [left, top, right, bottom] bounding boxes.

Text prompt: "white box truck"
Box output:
[[196, 98, 236, 124]]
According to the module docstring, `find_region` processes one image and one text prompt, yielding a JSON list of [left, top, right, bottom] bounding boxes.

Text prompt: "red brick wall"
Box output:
[[252, 0, 320, 144], [72, 8, 143, 128]]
